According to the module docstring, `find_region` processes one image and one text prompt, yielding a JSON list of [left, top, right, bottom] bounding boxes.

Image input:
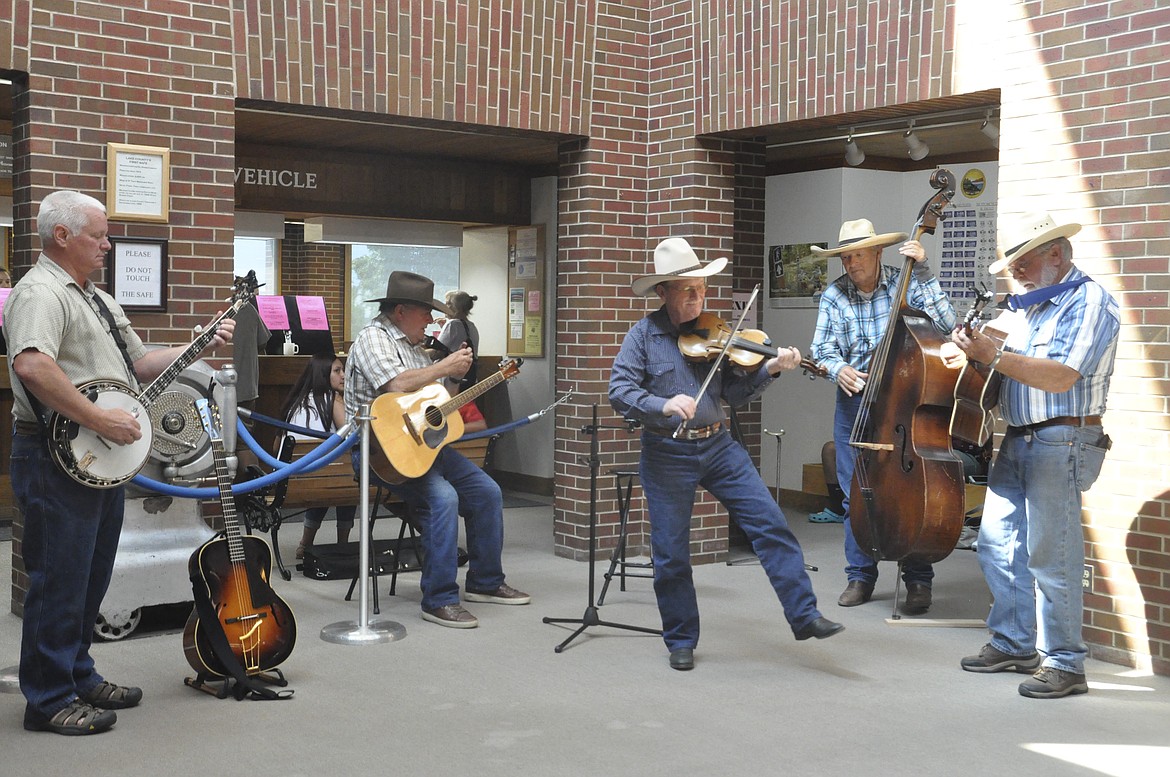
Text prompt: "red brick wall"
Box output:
[[280, 222, 347, 352]]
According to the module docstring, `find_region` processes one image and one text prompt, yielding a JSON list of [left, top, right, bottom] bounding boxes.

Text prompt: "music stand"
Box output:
[[542, 404, 662, 652]]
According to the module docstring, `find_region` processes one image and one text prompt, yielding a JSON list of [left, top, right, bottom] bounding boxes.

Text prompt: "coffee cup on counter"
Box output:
[[283, 341, 300, 356]]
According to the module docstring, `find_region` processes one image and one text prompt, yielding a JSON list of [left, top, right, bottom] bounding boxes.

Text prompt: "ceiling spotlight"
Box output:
[[981, 109, 999, 148], [844, 130, 865, 166], [904, 121, 930, 161]]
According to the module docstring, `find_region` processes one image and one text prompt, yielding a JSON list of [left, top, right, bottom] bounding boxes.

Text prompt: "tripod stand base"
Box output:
[[320, 619, 407, 645], [543, 606, 662, 653]]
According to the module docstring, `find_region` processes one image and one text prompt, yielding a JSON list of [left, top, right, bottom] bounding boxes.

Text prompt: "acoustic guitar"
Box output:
[[183, 399, 297, 678], [949, 289, 1007, 448], [369, 358, 522, 484]]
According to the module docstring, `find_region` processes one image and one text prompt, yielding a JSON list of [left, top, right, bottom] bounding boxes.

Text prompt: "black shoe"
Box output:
[[794, 617, 845, 641], [901, 583, 932, 615], [81, 680, 143, 710], [669, 648, 694, 671], [24, 700, 117, 736], [1018, 667, 1089, 699], [837, 580, 874, 607]]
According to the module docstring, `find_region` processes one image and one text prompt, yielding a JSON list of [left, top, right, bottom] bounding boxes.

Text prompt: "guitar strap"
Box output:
[[90, 292, 140, 384], [998, 276, 1091, 312], [188, 547, 293, 701]]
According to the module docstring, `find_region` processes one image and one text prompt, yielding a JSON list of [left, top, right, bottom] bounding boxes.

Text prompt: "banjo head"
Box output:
[[51, 381, 154, 488]]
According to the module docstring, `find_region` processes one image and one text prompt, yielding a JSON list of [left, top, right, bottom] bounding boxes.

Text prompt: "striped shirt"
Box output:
[[997, 267, 1119, 427], [810, 263, 956, 382], [344, 315, 433, 422], [4, 254, 146, 423], [609, 306, 775, 435]]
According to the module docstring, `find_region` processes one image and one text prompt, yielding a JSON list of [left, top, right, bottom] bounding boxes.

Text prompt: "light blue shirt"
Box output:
[[609, 307, 775, 435], [998, 267, 1119, 427], [810, 263, 956, 382]]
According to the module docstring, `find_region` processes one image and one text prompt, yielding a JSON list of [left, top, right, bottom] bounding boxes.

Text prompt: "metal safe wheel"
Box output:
[[94, 608, 143, 641]]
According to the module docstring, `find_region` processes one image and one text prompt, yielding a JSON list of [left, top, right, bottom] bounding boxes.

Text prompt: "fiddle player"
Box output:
[[609, 237, 843, 672], [946, 213, 1118, 699], [809, 219, 956, 614]]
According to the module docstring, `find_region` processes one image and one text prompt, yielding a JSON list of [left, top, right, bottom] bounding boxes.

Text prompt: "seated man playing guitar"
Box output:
[[344, 271, 529, 629]]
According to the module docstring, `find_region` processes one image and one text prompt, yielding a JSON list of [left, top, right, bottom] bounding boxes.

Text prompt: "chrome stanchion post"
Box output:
[[321, 402, 407, 645]]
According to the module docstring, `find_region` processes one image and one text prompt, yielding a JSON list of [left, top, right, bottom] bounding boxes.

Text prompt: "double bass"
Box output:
[[848, 168, 967, 565]]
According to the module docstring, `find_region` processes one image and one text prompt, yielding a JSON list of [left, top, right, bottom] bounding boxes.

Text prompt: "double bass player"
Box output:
[[809, 219, 957, 614]]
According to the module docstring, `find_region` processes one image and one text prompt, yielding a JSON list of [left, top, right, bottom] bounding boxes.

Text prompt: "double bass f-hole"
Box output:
[[895, 424, 913, 473]]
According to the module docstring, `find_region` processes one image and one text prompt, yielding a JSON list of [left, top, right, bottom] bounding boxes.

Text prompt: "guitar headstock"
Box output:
[[195, 398, 222, 442], [230, 270, 262, 305], [498, 358, 523, 380], [961, 284, 996, 335]]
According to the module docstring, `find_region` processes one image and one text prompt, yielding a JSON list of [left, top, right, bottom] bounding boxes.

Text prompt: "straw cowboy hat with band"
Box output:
[[989, 212, 1082, 275], [810, 219, 908, 256], [632, 238, 729, 297], [366, 270, 455, 316]]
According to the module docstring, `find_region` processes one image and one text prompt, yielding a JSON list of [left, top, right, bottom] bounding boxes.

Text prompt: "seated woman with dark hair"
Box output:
[[280, 352, 356, 559]]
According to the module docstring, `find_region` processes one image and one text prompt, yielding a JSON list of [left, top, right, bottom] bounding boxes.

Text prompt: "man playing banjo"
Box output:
[[5, 190, 234, 735]]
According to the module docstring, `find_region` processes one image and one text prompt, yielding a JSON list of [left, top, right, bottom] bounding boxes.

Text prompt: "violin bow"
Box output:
[[673, 284, 762, 440]]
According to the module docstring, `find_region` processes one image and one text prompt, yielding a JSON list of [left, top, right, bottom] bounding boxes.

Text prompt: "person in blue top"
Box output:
[[947, 212, 1119, 699], [609, 237, 843, 672], [809, 219, 957, 615]]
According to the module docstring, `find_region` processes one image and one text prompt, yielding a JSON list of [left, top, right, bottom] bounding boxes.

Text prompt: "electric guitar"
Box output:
[[48, 272, 260, 488], [183, 399, 297, 679], [369, 358, 522, 483], [949, 288, 1008, 447]]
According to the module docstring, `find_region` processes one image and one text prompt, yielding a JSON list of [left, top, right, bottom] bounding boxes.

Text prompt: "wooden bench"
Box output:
[[263, 434, 495, 583]]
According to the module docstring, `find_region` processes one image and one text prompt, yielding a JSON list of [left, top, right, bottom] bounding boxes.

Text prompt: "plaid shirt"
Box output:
[[810, 264, 956, 382], [997, 267, 1119, 427], [343, 315, 434, 422]]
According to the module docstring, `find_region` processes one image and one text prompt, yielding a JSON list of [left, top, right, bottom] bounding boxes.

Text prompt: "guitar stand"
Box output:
[[542, 406, 662, 652], [184, 668, 289, 700]]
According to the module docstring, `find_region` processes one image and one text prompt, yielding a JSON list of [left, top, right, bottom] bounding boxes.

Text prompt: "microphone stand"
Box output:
[[543, 404, 662, 652]]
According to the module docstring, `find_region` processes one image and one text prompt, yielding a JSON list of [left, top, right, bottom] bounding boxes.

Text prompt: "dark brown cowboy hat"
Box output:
[[365, 270, 455, 316]]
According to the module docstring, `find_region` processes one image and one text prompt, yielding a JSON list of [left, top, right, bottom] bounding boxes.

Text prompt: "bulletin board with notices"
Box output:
[[506, 225, 545, 358], [937, 166, 999, 308]]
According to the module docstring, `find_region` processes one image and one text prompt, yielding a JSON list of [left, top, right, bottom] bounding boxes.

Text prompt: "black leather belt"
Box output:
[[1012, 415, 1102, 434], [13, 420, 41, 436]]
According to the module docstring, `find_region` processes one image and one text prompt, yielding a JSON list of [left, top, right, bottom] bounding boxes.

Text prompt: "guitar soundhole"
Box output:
[[424, 405, 445, 429]]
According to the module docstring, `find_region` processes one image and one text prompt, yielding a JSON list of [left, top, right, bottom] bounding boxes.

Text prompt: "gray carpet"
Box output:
[[2, 498, 1168, 776]]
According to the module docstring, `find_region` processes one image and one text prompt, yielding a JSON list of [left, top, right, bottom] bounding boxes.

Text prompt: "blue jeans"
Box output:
[[11, 433, 124, 724], [834, 390, 933, 586], [354, 446, 505, 611], [978, 424, 1106, 674], [639, 431, 822, 651]]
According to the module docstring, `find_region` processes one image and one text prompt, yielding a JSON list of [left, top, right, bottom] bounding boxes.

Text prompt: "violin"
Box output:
[[678, 312, 778, 367]]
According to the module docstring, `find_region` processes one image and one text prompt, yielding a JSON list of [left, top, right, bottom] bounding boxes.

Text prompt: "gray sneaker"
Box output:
[[1018, 667, 1089, 699], [960, 643, 1041, 673]]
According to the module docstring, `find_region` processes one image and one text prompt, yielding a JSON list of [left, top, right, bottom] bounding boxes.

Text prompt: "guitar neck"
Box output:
[[435, 370, 507, 417], [209, 442, 246, 564]]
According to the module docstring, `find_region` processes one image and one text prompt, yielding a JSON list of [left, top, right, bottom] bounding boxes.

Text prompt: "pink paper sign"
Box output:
[[295, 296, 329, 331], [0, 287, 10, 326], [256, 295, 290, 330]]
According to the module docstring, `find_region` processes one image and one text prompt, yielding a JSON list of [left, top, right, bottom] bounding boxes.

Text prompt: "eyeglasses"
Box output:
[[664, 283, 707, 296]]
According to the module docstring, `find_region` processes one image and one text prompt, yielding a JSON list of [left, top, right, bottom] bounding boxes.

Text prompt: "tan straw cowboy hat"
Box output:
[[631, 238, 729, 296], [365, 270, 455, 316], [989, 212, 1082, 274], [810, 219, 908, 256]]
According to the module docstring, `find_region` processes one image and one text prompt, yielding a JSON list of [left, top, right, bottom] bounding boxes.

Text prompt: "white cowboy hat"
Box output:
[[989, 212, 1082, 274], [809, 219, 908, 256], [631, 238, 728, 296]]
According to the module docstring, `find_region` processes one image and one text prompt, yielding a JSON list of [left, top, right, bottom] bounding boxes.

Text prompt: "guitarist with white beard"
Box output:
[[6, 190, 234, 736], [345, 270, 530, 629]]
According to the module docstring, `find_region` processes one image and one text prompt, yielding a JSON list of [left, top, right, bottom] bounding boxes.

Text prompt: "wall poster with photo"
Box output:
[[767, 242, 829, 307]]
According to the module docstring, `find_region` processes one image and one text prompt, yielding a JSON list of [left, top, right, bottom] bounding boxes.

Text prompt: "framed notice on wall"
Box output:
[[106, 142, 171, 222], [107, 237, 168, 311], [506, 225, 545, 358]]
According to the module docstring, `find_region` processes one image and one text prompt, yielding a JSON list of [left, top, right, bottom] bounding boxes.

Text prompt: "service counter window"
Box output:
[[234, 236, 279, 291], [347, 244, 460, 335]]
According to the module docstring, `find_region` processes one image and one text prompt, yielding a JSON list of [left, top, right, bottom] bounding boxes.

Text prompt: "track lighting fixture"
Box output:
[[844, 130, 865, 166], [904, 121, 929, 161], [980, 109, 999, 148]]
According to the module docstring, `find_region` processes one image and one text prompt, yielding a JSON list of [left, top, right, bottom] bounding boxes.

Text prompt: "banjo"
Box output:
[[47, 272, 260, 488]]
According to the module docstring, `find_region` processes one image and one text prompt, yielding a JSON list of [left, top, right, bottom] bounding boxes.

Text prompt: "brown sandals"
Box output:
[[25, 700, 116, 736], [82, 680, 143, 710]]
